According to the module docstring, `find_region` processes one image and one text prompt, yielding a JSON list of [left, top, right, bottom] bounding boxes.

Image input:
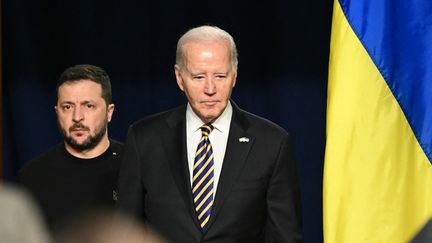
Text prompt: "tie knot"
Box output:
[[200, 124, 213, 137]]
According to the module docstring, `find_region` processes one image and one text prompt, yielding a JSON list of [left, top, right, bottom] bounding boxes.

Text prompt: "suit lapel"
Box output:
[[205, 103, 255, 231], [161, 106, 201, 229]]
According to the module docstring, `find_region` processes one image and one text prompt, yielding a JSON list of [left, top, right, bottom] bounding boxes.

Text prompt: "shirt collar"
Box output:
[[186, 101, 233, 135]]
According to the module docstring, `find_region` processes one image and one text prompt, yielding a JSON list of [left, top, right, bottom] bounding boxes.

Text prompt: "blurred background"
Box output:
[[2, 1, 333, 242]]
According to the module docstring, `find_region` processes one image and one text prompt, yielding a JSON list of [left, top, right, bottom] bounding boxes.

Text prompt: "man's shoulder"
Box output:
[[18, 143, 64, 182], [24, 143, 64, 167], [129, 105, 185, 131], [236, 106, 289, 137]]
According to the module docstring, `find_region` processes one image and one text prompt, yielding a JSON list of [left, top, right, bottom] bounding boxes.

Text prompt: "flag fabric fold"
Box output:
[[324, 0, 432, 242]]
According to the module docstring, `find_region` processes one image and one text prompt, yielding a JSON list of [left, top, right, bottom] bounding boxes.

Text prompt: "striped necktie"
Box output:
[[192, 124, 215, 231]]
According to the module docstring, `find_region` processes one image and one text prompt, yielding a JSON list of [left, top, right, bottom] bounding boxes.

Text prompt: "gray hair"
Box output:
[[175, 25, 238, 72]]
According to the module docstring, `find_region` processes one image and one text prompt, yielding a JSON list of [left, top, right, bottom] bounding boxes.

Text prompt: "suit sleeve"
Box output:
[[117, 125, 145, 219], [265, 134, 303, 243]]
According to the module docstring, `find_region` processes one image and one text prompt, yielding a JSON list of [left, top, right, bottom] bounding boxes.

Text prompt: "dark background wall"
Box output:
[[2, 1, 332, 242]]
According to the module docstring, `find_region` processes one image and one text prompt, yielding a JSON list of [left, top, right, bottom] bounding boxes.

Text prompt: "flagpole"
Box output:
[[0, 0, 4, 180]]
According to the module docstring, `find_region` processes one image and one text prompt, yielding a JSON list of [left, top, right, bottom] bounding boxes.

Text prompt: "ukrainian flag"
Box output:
[[323, 0, 432, 242]]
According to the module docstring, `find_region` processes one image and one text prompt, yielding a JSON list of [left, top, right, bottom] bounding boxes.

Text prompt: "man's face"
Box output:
[[55, 80, 114, 152], [175, 40, 237, 124]]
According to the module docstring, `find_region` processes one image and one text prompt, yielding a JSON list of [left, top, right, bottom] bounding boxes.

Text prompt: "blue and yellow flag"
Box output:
[[323, 0, 432, 242]]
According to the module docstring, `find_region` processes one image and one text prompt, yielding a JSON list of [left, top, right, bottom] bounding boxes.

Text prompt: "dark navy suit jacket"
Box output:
[[117, 102, 303, 243]]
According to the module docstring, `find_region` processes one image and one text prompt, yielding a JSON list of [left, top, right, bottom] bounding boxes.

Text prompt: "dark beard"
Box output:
[[60, 121, 108, 152]]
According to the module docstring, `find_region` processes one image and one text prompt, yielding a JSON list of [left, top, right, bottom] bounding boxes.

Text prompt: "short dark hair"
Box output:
[[57, 64, 112, 105]]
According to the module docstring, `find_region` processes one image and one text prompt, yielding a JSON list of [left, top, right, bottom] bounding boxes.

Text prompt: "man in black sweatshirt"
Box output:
[[19, 64, 123, 232]]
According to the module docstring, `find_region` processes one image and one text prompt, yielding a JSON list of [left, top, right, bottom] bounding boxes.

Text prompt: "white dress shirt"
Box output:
[[186, 102, 232, 196]]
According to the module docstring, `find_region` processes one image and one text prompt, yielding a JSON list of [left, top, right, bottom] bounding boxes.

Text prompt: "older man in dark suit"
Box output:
[[117, 25, 303, 243]]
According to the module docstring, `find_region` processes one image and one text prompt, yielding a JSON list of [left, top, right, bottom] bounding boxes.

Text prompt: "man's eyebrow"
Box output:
[[59, 101, 74, 105], [81, 100, 96, 104], [190, 71, 206, 76]]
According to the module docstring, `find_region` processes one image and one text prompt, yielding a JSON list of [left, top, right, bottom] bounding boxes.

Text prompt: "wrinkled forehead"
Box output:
[[57, 80, 104, 102], [182, 41, 232, 68]]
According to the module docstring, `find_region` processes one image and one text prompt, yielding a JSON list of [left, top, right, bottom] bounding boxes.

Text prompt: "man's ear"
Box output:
[[107, 104, 115, 122], [232, 71, 237, 88], [174, 64, 185, 91]]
